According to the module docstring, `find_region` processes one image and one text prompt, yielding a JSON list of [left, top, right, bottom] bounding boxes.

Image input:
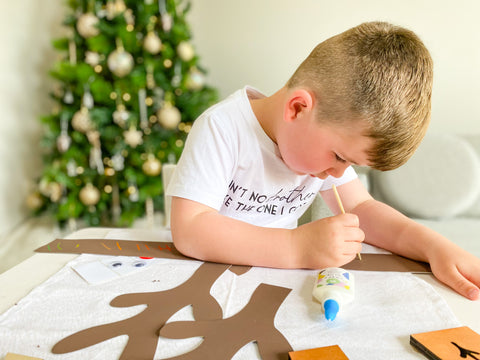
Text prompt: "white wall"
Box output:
[[1, 0, 478, 235], [0, 0, 64, 235], [187, 0, 480, 135]]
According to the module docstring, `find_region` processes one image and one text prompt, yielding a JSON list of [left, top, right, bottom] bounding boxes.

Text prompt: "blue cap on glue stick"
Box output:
[[323, 299, 340, 321]]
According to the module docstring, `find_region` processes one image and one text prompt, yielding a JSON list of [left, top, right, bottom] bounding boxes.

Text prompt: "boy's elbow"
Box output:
[[171, 228, 198, 260]]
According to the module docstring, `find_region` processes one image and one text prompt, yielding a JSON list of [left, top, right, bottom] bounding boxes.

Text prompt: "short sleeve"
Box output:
[[166, 112, 236, 210]]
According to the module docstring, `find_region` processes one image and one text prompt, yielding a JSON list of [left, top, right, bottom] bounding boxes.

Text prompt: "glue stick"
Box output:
[[312, 267, 354, 321]]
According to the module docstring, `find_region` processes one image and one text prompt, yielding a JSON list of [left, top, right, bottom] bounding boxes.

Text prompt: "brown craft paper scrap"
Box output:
[[52, 262, 230, 360], [160, 283, 293, 360], [288, 345, 349, 360], [343, 253, 431, 273], [410, 326, 480, 359], [5, 354, 43, 360]]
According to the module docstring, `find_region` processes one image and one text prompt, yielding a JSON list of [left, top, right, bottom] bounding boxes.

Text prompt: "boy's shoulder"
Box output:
[[196, 87, 258, 126]]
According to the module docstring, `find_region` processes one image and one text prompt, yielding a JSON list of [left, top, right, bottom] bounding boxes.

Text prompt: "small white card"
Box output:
[[72, 257, 156, 285]]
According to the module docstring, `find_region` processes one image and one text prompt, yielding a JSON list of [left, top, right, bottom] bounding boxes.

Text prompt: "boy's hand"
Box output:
[[428, 243, 480, 300], [292, 213, 365, 268]]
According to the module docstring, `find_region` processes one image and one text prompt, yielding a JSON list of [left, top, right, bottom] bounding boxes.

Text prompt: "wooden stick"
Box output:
[[332, 184, 362, 261]]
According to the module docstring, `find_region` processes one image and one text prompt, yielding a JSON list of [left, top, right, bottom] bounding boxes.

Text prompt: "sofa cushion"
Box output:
[[461, 135, 480, 217], [371, 132, 480, 219]]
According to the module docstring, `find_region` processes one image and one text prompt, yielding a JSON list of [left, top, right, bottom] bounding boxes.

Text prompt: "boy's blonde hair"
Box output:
[[286, 21, 433, 171]]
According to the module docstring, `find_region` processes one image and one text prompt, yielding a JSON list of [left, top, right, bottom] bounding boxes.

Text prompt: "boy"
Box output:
[[167, 21, 480, 300]]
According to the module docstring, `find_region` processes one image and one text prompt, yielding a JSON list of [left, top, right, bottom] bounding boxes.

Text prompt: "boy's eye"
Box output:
[[335, 153, 347, 163]]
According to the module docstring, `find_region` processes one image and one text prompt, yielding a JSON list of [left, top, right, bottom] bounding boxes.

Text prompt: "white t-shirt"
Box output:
[[167, 86, 357, 229]]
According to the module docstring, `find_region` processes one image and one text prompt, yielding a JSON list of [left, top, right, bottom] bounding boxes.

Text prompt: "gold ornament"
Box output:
[[72, 107, 93, 133], [157, 103, 181, 130], [108, 47, 134, 77], [144, 31, 162, 54], [26, 191, 43, 210], [123, 126, 143, 148], [48, 182, 63, 202], [177, 41, 195, 62], [142, 155, 162, 176], [76, 13, 100, 38], [79, 183, 101, 206]]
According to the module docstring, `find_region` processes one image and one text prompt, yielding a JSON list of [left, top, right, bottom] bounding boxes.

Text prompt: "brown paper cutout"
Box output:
[[228, 264, 252, 276], [343, 253, 431, 273], [52, 262, 230, 359], [410, 326, 480, 359], [160, 283, 293, 360], [288, 345, 349, 360], [35, 238, 190, 261]]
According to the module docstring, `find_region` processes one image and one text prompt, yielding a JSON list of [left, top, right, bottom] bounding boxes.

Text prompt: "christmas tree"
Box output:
[[29, 0, 218, 227]]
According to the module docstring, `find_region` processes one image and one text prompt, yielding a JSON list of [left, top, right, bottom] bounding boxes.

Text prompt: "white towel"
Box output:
[[0, 253, 459, 359]]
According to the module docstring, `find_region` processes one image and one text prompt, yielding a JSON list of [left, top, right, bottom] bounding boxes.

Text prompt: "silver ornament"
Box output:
[[57, 133, 72, 153], [107, 48, 134, 77], [113, 105, 130, 127], [63, 89, 74, 104], [186, 68, 206, 90], [85, 51, 101, 67], [76, 13, 100, 38]]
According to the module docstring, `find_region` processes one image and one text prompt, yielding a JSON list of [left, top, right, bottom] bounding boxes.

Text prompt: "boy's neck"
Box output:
[[249, 87, 288, 145]]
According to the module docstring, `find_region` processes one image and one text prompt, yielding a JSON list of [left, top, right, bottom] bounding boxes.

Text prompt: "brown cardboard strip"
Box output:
[[343, 253, 431, 273], [36, 239, 431, 273]]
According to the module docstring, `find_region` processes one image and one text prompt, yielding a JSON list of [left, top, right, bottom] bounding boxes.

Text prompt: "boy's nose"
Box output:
[[325, 164, 349, 178]]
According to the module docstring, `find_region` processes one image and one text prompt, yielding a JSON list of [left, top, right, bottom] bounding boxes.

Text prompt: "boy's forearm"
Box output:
[[351, 199, 449, 262], [171, 201, 297, 268]]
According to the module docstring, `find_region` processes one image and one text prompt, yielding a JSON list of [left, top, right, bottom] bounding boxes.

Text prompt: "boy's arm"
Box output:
[[170, 196, 364, 269], [323, 179, 480, 300]]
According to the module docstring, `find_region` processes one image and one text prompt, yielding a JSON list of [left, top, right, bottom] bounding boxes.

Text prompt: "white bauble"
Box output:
[[177, 41, 195, 62], [123, 126, 143, 148], [79, 183, 101, 206], [107, 48, 134, 77], [57, 133, 72, 153], [144, 32, 162, 54], [113, 106, 130, 127], [157, 104, 181, 130], [186, 68, 206, 90], [77, 13, 100, 38]]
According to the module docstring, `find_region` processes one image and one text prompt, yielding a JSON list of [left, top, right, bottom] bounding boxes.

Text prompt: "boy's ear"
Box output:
[[284, 89, 314, 123]]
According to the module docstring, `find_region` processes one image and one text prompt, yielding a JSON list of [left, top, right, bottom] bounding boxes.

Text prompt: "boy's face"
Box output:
[[277, 115, 372, 179]]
